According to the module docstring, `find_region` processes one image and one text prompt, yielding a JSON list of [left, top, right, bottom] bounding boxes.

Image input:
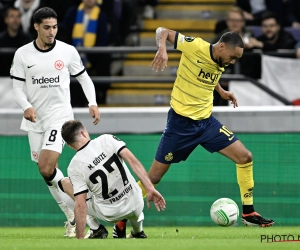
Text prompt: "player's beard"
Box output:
[[218, 58, 225, 67], [43, 36, 55, 47]]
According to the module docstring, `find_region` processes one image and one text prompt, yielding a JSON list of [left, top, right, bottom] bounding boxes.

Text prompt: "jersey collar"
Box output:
[[209, 44, 218, 64], [33, 39, 56, 53], [77, 140, 91, 152]]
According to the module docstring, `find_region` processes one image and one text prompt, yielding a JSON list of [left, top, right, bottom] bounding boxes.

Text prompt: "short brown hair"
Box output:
[[61, 120, 84, 145]]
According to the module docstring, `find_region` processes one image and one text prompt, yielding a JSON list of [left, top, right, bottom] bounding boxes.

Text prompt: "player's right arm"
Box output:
[[68, 165, 88, 239], [151, 27, 176, 72], [74, 192, 87, 239], [11, 51, 36, 122]]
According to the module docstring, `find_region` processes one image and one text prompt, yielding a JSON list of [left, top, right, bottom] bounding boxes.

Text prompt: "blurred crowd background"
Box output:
[[1, 0, 300, 107]]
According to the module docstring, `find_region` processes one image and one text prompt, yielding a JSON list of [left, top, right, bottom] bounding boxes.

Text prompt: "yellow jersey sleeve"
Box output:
[[174, 32, 203, 56]]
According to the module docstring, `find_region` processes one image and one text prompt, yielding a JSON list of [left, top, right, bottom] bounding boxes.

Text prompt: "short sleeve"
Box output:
[[104, 134, 126, 156], [10, 50, 25, 82], [174, 32, 202, 56], [68, 163, 88, 196], [68, 46, 86, 77]]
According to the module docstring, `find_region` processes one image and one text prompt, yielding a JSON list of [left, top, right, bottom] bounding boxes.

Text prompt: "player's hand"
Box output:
[[89, 105, 100, 125], [146, 189, 166, 212], [220, 90, 238, 108], [24, 107, 36, 122], [150, 47, 168, 72]]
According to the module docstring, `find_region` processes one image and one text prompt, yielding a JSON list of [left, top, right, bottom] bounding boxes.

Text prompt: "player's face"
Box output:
[[35, 18, 57, 46], [262, 18, 280, 39], [218, 43, 243, 67]]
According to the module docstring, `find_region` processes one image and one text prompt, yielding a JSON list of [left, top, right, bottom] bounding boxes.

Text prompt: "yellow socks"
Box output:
[[236, 162, 254, 205], [137, 180, 157, 198], [137, 180, 147, 198]]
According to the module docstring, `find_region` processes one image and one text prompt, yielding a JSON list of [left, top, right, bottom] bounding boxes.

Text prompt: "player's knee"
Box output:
[[239, 150, 252, 164], [246, 150, 253, 163], [38, 163, 54, 179], [39, 169, 53, 179], [60, 177, 72, 192]]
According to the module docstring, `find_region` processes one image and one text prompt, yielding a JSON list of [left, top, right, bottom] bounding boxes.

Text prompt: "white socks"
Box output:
[[47, 168, 100, 229], [47, 168, 74, 221], [86, 215, 100, 230]]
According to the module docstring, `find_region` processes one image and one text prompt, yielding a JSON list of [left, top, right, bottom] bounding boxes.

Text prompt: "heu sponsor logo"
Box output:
[[198, 68, 219, 83], [32, 75, 59, 84]]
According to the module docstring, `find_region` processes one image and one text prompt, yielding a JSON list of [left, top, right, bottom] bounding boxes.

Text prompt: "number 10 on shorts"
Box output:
[[219, 125, 234, 141]]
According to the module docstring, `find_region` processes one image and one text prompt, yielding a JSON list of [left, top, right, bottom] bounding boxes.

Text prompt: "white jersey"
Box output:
[[68, 134, 142, 221], [10, 40, 85, 132]]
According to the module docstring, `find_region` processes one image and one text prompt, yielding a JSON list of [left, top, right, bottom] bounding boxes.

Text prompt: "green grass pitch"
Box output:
[[1, 226, 300, 250]]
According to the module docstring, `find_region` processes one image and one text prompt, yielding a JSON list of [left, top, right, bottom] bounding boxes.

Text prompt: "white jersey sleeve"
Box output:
[[68, 46, 97, 106], [11, 50, 33, 111], [103, 134, 126, 155], [68, 160, 89, 196], [68, 46, 85, 77], [75, 71, 97, 107], [10, 49, 26, 81]]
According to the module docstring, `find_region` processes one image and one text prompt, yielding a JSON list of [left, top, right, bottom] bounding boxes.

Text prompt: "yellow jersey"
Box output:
[[171, 32, 225, 120]]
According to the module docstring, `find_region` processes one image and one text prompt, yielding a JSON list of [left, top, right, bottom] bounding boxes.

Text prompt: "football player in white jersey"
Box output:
[[10, 7, 102, 237], [60, 120, 166, 239]]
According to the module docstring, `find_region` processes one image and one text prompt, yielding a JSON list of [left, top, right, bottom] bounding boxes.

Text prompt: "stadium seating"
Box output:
[[107, 0, 235, 105]]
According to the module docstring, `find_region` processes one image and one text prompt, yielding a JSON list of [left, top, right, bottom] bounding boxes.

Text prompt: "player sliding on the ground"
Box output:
[[114, 27, 274, 237], [60, 120, 166, 239]]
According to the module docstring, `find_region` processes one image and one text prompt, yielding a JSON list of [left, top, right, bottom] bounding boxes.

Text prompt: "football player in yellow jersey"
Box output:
[[112, 27, 273, 238]]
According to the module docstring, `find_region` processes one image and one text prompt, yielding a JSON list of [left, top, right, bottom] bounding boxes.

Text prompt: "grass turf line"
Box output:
[[1, 226, 300, 250]]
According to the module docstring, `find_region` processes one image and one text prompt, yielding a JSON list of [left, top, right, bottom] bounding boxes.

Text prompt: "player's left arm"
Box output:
[[76, 72, 100, 125], [119, 148, 166, 211], [69, 47, 100, 124], [74, 192, 87, 239], [215, 83, 238, 108]]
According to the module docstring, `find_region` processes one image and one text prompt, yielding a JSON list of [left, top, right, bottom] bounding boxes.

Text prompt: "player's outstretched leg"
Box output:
[[113, 219, 127, 239], [44, 168, 76, 237], [219, 140, 274, 227], [236, 161, 274, 227], [39, 149, 77, 237]]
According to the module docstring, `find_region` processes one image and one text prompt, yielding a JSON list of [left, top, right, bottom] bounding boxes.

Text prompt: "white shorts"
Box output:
[[28, 126, 65, 163], [86, 190, 144, 223]]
